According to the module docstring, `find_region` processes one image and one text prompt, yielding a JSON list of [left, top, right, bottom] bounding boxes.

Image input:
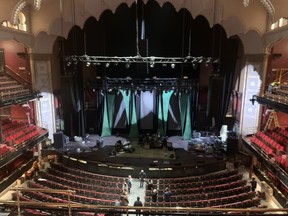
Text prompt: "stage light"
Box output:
[[192, 63, 197, 69], [105, 62, 110, 68], [125, 63, 131, 68], [150, 62, 155, 68], [86, 62, 91, 67], [171, 63, 175, 69]]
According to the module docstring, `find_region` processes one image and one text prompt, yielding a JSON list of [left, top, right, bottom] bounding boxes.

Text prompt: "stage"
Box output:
[[46, 134, 228, 178]]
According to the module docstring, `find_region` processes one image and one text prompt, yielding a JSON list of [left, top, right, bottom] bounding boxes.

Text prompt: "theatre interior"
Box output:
[[0, 0, 288, 215]]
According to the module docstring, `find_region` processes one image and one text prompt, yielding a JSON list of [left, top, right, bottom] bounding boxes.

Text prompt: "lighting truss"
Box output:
[[86, 77, 198, 92], [63, 54, 220, 66]]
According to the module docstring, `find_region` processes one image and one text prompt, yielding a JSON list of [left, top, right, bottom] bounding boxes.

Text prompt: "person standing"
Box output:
[[127, 176, 132, 194], [138, 170, 146, 188], [133, 196, 143, 216], [250, 177, 257, 192]]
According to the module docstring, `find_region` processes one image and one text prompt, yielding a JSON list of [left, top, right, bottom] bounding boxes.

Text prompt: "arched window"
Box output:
[[1, 12, 27, 32]]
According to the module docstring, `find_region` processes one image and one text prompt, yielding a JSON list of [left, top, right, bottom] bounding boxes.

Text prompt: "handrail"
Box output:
[[0, 200, 287, 215], [4, 65, 32, 89]]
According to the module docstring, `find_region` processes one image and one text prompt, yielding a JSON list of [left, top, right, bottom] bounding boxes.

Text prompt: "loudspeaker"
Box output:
[[53, 132, 65, 149], [207, 77, 224, 117], [227, 137, 239, 155], [60, 75, 80, 113]]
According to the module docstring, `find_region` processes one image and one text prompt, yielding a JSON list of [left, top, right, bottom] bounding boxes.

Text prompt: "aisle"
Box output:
[[128, 178, 146, 207]]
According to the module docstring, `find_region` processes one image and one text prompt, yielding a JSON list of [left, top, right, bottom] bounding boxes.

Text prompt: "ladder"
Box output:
[[264, 110, 279, 131]]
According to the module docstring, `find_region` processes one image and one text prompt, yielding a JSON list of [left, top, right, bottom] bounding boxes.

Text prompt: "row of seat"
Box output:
[[250, 136, 274, 155], [157, 173, 243, 189], [146, 185, 251, 202], [265, 91, 288, 105], [0, 73, 31, 100], [33, 177, 120, 202], [47, 167, 125, 189], [2, 120, 27, 132], [29, 180, 116, 205], [275, 155, 288, 171], [0, 144, 14, 157], [270, 131, 288, 147], [275, 127, 288, 142], [41, 170, 122, 194], [50, 163, 127, 183], [255, 131, 285, 152], [158, 169, 238, 184], [144, 191, 258, 208]]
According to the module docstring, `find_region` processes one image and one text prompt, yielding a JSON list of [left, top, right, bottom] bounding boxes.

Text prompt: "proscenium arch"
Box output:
[[57, 1, 244, 134], [31, 0, 267, 58]]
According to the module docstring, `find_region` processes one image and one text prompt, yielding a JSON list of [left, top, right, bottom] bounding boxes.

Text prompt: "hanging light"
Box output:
[[171, 63, 176, 69]]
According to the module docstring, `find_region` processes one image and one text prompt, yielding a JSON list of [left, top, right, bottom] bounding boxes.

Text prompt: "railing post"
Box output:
[[16, 189, 21, 216], [67, 191, 72, 216]]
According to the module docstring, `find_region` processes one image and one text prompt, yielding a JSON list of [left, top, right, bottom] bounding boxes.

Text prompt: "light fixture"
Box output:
[[125, 62, 131, 68], [105, 62, 110, 68], [62, 0, 220, 70], [86, 62, 91, 67]]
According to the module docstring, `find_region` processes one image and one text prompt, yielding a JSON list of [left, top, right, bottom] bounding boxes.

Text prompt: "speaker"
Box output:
[[227, 137, 239, 155], [207, 77, 224, 118], [60, 75, 80, 113], [53, 132, 65, 149]]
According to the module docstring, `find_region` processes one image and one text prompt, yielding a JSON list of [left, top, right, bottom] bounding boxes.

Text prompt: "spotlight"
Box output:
[[125, 63, 131, 68], [86, 62, 91, 67], [192, 63, 197, 69], [105, 62, 110, 68], [171, 63, 175, 69], [150, 62, 155, 68], [66, 61, 71, 66]]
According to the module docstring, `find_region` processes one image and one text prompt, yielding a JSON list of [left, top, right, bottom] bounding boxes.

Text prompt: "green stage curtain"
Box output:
[[120, 90, 131, 125], [157, 90, 173, 136], [101, 93, 115, 137], [180, 92, 192, 140], [129, 92, 139, 138]]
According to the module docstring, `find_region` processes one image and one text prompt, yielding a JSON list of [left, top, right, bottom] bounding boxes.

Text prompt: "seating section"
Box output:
[[144, 170, 260, 208], [250, 128, 288, 172], [0, 72, 31, 102], [264, 83, 288, 104], [0, 118, 47, 161], [24, 163, 120, 205]]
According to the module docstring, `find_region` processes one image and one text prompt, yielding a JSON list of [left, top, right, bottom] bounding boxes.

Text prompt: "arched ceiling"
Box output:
[[0, 0, 287, 54]]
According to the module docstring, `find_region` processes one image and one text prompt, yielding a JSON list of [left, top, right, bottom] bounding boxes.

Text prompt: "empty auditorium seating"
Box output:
[[144, 169, 259, 208], [0, 73, 32, 102]]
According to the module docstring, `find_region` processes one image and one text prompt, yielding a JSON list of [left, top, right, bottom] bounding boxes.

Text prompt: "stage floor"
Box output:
[[56, 135, 226, 168]]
